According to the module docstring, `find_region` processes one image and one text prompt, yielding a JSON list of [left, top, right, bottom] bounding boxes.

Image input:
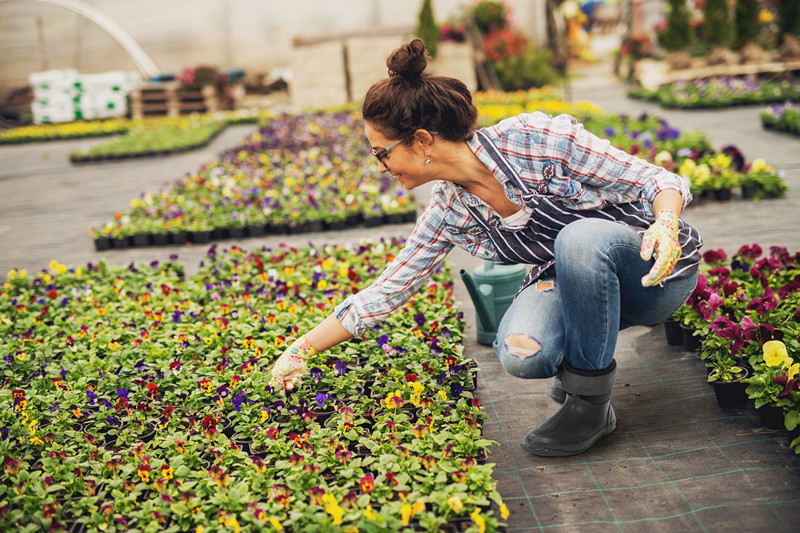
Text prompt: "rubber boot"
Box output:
[[550, 373, 566, 403], [522, 360, 617, 457]]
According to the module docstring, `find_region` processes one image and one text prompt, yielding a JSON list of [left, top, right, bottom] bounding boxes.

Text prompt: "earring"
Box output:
[[425, 157, 431, 165]]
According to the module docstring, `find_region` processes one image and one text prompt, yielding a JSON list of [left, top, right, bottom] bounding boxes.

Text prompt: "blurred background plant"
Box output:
[[469, 0, 562, 90]]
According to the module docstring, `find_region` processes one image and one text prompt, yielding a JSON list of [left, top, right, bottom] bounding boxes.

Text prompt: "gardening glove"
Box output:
[[640, 210, 681, 287], [268, 335, 318, 394]]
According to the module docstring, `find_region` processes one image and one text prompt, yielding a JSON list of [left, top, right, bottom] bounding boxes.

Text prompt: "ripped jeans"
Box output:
[[493, 219, 698, 377]]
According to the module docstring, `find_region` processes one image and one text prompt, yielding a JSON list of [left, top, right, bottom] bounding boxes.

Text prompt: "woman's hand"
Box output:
[[640, 210, 681, 287], [268, 336, 318, 393]]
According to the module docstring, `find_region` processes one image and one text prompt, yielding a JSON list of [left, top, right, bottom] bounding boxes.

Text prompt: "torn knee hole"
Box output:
[[505, 334, 541, 357], [536, 280, 554, 292]]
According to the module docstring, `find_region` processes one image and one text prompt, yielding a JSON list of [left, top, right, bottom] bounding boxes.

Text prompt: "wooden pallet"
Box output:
[[129, 82, 220, 119]]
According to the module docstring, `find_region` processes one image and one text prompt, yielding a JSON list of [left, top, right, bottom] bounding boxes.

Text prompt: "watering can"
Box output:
[[459, 261, 527, 346]]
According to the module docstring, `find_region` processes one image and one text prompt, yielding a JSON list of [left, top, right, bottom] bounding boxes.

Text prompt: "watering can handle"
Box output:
[[459, 268, 496, 332]]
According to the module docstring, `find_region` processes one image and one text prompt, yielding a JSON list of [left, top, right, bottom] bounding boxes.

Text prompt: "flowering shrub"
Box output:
[[0, 239, 509, 531], [628, 76, 800, 109], [671, 244, 800, 452]]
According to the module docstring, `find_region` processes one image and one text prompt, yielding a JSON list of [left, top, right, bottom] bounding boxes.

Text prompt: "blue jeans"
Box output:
[[493, 219, 698, 377]]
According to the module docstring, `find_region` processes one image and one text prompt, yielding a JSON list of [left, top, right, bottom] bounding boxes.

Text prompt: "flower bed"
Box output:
[[68, 110, 267, 163], [68, 117, 226, 163], [90, 110, 417, 249], [627, 76, 800, 109], [578, 112, 787, 201], [761, 100, 800, 136], [0, 109, 266, 147], [474, 87, 603, 125], [669, 244, 800, 453], [0, 119, 131, 144], [0, 239, 509, 531]]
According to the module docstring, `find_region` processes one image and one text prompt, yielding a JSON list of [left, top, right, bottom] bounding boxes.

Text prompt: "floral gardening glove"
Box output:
[[268, 335, 317, 393], [640, 210, 681, 287]]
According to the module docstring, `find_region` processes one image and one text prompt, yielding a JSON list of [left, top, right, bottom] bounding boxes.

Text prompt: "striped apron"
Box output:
[[465, 130, 703, 294]]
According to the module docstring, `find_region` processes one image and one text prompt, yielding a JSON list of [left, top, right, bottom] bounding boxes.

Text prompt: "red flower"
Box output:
[[360, 475, 375, 493]]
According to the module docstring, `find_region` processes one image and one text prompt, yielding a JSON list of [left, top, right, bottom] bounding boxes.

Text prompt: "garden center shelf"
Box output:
[[635, 58, 800, 90], [128, 82, 220, 119]]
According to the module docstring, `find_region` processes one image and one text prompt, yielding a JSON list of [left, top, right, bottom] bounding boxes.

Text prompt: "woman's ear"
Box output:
[[414, 129, 437, 147]]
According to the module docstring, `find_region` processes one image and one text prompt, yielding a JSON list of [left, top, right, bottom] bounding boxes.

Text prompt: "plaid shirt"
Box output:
[[335, 112, 694, 336]]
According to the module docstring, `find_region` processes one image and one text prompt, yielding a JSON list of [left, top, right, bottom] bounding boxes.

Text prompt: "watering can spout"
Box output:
[[459, 268, 496, 333]]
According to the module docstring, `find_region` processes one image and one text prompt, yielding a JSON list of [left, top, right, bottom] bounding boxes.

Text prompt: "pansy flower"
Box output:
[[42, 502, 58, 519], [308, 486, 325, 505], [137, 464, 151, 482]]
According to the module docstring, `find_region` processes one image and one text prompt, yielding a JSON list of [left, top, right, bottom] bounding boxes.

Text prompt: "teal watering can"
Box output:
[[459, 261, 527, 346]]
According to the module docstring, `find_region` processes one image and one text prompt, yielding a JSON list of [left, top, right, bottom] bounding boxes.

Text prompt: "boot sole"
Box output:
[[520, 420, 617, 457]]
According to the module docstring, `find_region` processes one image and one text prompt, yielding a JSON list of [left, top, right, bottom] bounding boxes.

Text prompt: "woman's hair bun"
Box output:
[[386, 38, 428, 82]]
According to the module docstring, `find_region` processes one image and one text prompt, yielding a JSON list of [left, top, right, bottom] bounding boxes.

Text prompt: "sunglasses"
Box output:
[[371, 132, 438, 165]]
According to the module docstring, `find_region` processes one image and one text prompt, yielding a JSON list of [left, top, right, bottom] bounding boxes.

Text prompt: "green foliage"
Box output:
[[702, 0, 733, 47], [659, 0, 693, 51], [777, 0, 800, 41], [492, 43, 561, 90], [471, 0, 507, 35], [734, 0, 761, 49], [416, 0, 440, 59]]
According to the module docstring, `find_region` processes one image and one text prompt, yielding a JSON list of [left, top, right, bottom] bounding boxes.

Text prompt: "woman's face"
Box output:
[[364, 122, 430, 190]]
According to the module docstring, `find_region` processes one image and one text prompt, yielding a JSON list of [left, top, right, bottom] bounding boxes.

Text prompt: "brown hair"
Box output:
[[362, 38, 478, 144]]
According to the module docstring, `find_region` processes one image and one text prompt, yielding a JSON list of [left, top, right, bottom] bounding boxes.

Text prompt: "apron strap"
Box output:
[[474, 130, 539, 203]]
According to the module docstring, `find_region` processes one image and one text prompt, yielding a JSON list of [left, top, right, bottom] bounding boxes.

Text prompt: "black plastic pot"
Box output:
[[681, 325, 703, 353], [756, 404, 785, 430], [132, 234, 149, 247], [248, 224, 266, 237], [663, 319, 684, 346], [713, 188, 733, 201], [741, 184, 758, 199], [229, 227, 246, 239], [709, 371, 749, 409], [93, 237, 111, 251], [192, 230, 211, 244]]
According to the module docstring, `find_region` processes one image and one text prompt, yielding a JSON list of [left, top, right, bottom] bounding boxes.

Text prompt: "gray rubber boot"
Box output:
[[522, 360, 617, 457], [550, 373, 566, 403]]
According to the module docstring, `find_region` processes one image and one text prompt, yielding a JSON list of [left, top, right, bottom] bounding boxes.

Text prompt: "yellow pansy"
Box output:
[[322, 494, 343, 525], [763, 340, 789, 367], [500, 502, 510, 519], [447, 496, 463, 513], [471, 508, 486, 533], [751, 158, 773, 173], [364, 506, 377, 520], [401, 503, 412, 525]]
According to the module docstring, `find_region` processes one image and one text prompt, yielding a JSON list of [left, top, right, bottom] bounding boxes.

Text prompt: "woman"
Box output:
[[269, 39, 701, 457]]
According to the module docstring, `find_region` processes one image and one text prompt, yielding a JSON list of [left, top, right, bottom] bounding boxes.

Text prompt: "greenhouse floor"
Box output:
[[2, 49, 800, 533]]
